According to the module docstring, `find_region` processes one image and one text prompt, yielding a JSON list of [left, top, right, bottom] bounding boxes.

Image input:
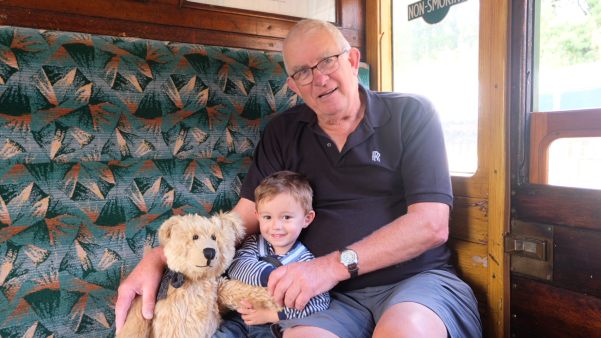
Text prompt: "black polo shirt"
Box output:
[[240, 86, 453, 291]]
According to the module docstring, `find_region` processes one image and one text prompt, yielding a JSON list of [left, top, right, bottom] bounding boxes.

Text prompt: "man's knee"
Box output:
[[283, 326, 339, 338], [373, 302, 447, 338]]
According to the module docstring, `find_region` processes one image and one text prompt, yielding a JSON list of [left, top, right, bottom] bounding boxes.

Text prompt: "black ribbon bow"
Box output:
[[156, 268, 185, 301]]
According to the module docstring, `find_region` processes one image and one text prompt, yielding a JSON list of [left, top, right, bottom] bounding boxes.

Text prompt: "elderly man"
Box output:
[[116, 19, 481, 338]]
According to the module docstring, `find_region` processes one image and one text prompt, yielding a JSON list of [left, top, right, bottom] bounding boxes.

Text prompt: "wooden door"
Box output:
[[509, 0, 601, 337], [366, 1, 510, 336]]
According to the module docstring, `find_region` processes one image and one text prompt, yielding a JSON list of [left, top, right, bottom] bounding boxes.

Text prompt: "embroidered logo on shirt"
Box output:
[[372, 150, 381, 162]]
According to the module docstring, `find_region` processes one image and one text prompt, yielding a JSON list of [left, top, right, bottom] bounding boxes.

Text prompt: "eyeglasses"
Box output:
[[290, 49, 349, 85]]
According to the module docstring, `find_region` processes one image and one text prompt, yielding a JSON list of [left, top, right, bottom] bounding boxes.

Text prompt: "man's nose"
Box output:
[[311, 68, 329, 86]]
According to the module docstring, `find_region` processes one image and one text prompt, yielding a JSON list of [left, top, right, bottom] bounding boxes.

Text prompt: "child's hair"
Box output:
[[254, 171, 313, 213]]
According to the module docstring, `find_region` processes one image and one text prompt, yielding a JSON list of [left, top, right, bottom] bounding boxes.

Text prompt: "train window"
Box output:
[[534, 0, 601, 112], [548, 137, 601, 189], [392, 0, 480, 175], [530, 0, 601, 189]]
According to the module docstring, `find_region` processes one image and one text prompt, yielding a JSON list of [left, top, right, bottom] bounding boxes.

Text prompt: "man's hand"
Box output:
[[237, 300, 279, 325], [114, 247, 166, 333], [267, 254, 343, 310]]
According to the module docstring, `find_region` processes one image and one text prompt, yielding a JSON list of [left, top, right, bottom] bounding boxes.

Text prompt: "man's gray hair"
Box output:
[[283, 19, 351, 71]]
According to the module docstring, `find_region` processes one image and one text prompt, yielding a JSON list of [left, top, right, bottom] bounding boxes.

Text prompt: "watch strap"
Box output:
[[340, 248, 359, 279], [347, 262, 359, 278]]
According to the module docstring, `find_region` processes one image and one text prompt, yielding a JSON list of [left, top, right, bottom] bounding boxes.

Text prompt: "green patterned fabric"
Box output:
[[0, 26, 299, 337]]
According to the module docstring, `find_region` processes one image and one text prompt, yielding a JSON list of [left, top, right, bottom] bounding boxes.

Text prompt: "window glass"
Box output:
[[533, 0, 601, 190], [392, 0, 480, 175], [535, 0, 601, 111], [548, 137, 601, 189]]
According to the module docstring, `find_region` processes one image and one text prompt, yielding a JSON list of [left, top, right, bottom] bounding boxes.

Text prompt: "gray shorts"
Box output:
[[278, 269, 482, 338]]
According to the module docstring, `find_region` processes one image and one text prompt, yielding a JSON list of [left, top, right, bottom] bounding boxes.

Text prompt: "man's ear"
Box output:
[[348, 47, 361, 76], [287, 77, 301, 96], [158, 215, 182, 246]]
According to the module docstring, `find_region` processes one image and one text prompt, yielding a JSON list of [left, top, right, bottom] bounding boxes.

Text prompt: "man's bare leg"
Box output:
[[373, 302, 447, 338]]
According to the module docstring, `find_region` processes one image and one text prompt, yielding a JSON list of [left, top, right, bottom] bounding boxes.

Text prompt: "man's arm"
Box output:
[[232, 197, 260, 237], [114, 197, 259, 333], [115, 247, 166, 332], [267, 201, 450, 310], [343, 202, 449, 274]]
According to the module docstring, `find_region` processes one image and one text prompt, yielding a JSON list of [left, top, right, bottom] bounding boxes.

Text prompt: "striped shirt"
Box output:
[[227, 234, 331, 320]]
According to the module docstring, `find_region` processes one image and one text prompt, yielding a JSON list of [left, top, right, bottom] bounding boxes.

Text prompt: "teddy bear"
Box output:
[[117, 212, 280, 338]]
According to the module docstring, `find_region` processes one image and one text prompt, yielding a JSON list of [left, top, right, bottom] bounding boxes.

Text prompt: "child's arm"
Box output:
[[237, 300, 280, 325], [227, 235, 277, 286]]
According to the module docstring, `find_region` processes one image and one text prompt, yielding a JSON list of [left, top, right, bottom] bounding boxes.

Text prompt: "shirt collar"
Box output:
[[258, 234, 306, 265], [297, 84, 391, 129]]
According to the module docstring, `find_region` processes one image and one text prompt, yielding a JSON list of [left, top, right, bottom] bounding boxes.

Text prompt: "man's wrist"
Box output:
[[339, 248, 359, 279], [150, 246, 167, 266], [325, 252, 351, 282]]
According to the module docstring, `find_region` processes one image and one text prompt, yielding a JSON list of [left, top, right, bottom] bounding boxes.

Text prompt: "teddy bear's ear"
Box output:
[[158, 215, 182, 246], [215, 211, 246, 241]]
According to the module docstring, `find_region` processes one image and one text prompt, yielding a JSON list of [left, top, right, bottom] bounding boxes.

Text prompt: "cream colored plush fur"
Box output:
[[117, 212, 280, 338]]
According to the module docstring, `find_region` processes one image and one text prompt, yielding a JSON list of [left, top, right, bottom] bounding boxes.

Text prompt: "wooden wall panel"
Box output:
[[511, 276, 601, 338], [450, 197, 488, 244], [554, 225, 601, 298], [449, 240, 488, 298], [448, 239, 489, 335], [514, 184, 601, 231], [0, 0, 364, 52]]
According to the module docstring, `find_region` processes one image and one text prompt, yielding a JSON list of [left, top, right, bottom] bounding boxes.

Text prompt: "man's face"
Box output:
[[284, 30, 361, 121]]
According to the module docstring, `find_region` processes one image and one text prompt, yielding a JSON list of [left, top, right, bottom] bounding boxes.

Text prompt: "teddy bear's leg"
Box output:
[[116, 297, 152, 338], [218, 278, 281, 313]]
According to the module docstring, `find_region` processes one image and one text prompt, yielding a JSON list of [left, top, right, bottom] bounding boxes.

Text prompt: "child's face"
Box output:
[[256, 192, 315, 255]]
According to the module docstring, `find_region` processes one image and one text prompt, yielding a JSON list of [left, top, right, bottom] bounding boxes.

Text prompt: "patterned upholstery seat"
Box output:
[[0, 26, 298, 337]]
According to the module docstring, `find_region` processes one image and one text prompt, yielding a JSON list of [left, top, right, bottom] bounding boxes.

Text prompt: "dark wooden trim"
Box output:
[[180, 0, 342, 26], [513, 184, 601, 231], [0, 0, 363, 52], [509, 0, 530, 188], [0, 5, 285, 51], [511, 276, 601, 338]]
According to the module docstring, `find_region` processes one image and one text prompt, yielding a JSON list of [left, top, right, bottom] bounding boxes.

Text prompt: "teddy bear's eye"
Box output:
[[211, 234, 217, 241], [192, 234, 199, 240]]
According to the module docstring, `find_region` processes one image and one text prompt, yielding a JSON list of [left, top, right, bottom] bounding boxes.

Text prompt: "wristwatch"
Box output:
[[339, 248, 359, 278]]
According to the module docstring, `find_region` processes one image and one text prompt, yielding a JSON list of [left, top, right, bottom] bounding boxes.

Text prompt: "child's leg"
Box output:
[[212, 311, 248, 338]]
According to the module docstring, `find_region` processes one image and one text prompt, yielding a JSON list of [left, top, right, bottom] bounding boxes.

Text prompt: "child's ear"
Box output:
[[303, 210, 316, 228]]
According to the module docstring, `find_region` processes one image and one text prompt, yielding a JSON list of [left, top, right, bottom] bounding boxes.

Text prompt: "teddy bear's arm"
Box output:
[[217, 277, 281, 313]]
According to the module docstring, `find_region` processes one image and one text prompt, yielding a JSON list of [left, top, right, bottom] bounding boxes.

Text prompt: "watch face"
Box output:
[[340, 249, 358, 265]]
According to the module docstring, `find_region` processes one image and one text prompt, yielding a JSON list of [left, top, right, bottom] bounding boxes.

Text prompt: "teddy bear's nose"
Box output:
[[203, 248, 216, 260]]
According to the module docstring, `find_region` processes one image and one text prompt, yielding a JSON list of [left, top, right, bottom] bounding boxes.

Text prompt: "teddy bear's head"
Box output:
[[158, 212, 245, 280]]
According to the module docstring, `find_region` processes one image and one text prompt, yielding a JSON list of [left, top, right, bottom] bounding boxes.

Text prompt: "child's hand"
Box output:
[[237, 300, 279, 325]]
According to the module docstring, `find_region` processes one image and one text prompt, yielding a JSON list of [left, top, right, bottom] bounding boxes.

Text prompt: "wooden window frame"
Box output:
[[529, 108, 601, 184]]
